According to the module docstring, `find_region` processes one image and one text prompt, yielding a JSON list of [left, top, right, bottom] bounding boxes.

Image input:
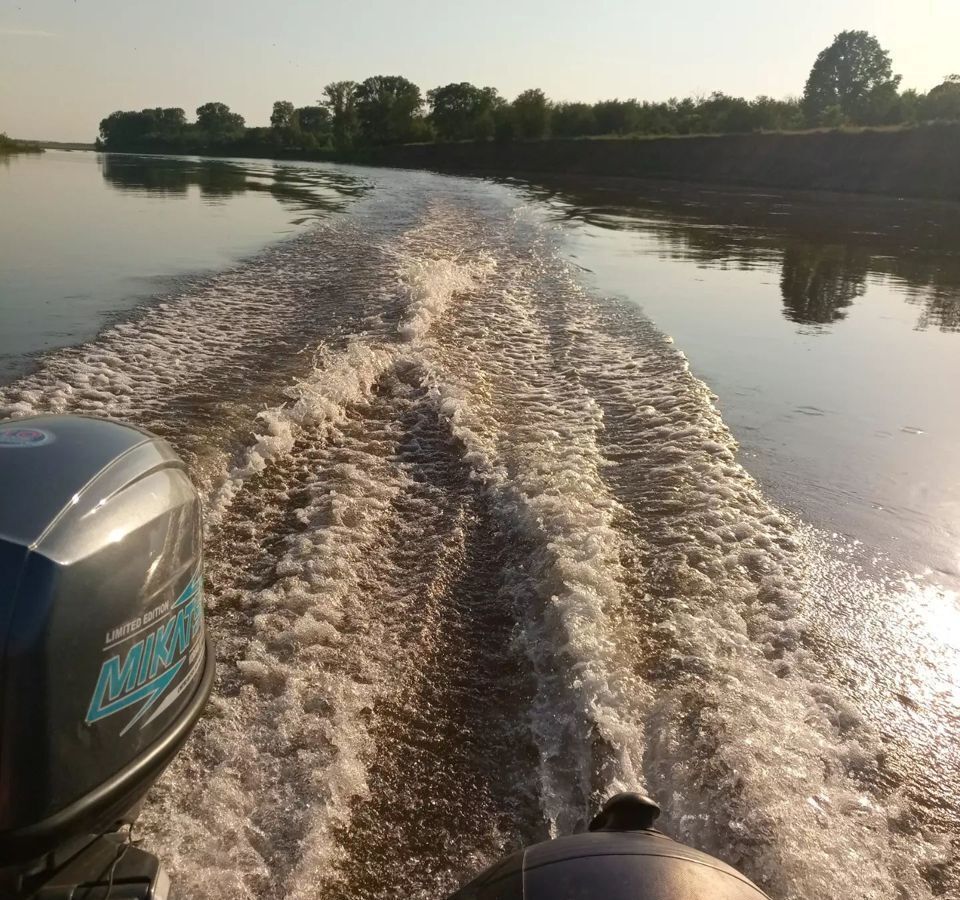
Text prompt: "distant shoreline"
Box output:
[[35, 141, 97, 151], [0, 134, 44, 155], [339, 124, 960, 203], [48, 124, 960, 203]]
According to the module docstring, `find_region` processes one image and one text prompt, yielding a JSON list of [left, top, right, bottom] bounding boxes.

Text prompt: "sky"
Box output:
[[1, 0, 958, 141]]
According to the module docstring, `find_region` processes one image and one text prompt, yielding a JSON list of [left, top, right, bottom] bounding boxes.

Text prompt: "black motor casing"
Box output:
[[450, 794, 770, 900], [0, 416, 214, 868]]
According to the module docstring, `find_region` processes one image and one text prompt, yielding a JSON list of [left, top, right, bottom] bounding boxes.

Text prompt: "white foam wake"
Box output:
[[138, 203, 501, 900]]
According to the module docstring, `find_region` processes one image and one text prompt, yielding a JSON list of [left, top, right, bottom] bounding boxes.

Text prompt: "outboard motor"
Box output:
[[0, 416, 214, 899], [449, 793, 770, 900]]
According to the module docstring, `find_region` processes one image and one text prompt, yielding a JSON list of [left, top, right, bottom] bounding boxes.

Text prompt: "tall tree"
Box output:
[[922, 75, 960, 121], [322, 81, 359, 151], [512, 88, 550, 139], [296, 106, 332, 139], [195, 102, 245, 139], [270, 100, 296, 131], [354, 75, 423, 145], [295, 106, 330, 135], [473, 87, 504, 140], [427, 82, 502, 141], [98, 107, 186, 148], [802, 30, 901, 125]]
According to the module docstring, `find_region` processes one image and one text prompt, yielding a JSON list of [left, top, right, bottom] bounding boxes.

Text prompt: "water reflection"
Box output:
[[0, 151, 372, 385], [912, 287, 960, 331], [100, 155, 248, 197], [520, 178, 960, 333], [779, 243, 868, 326], [99, 153, 367, 212]]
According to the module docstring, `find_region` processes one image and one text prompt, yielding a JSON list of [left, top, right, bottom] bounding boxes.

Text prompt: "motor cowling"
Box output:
[[449, 793, 770, 900], [0, 415, 214, 870]]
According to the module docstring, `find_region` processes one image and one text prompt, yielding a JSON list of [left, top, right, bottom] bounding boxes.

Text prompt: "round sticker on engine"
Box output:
[[0, 426, 54, 448]]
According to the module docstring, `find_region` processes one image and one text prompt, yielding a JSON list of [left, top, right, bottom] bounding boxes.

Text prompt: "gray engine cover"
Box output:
[[0, 416, 209, 848]]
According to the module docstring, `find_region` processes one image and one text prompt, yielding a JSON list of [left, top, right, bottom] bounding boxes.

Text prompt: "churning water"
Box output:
[[1, 156, 958, 898]]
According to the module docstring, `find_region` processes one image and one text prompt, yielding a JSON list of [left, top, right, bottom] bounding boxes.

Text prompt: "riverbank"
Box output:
[[343, 124, 960, 201], [36, 141, 95, 151], [98, 123, 960, 201], [0, 134, 43, 154]]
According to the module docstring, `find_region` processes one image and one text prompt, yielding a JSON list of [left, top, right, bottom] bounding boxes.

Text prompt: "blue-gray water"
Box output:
[[1, 151, 957, 899]]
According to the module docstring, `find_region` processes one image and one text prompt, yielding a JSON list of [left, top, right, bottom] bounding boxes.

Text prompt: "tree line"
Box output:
[[97, 31, 960, 155], [0, 133, 43, 154]]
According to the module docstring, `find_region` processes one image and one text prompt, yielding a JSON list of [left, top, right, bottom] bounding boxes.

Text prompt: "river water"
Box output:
[[1, 151, 958, 899]]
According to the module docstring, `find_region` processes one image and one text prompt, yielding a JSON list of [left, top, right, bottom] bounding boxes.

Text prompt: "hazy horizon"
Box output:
[[2, 0, 958, 142]]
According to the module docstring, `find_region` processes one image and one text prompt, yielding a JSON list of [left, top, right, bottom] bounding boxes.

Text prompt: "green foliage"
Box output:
[[749, 96, 804, 131], [551, 102, 598, 138], [96, 49, 960, 160], [427, 82, 474, 141], [593, 99, 641, 135], [512, 89, 550, 140], [549, 94, 804, 139], [862, 80, 906, 125], [816, 105, 846, 128], [699, 93, 755, 132], [471, 107, 497, 142], [898, 89, 924, 124], [263, 102, 333, 151], [802, 30, 901, 125], [296, 105, 331, 139], [195, 102, 245, 141], [922, 76, 960, 121], [354, 75, 423, 146], [427, 83, 503, 142], [270, 101, 295, 131], [407, 115, 435, 144], [322, 81, 360, 151], [98, 108, 186, 149], [492, 104, 516, 142]]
